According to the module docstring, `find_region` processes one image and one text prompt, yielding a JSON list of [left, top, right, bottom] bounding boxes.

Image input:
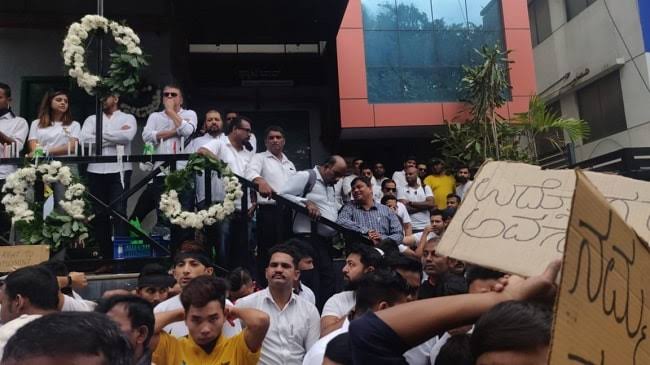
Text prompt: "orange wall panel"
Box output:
[[505, 29, 537, 97], [374, 103, 444, 127], [340, 99, 374, 128], [341, 0, 363, 29], [501, 0, 531, 29], [337, 28, 368, 100]]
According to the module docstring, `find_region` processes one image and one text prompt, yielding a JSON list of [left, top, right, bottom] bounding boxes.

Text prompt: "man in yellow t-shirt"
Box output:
[[153, 275, 270, 365], [423, 159, 456, 210]]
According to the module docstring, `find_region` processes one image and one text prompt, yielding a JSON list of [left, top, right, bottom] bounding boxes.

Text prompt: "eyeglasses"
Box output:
[[163, 92, 178, 97]]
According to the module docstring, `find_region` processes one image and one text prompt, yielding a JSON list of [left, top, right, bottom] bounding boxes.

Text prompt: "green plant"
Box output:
[[513, 96, 590, 162], [164, 154, 230, 192]]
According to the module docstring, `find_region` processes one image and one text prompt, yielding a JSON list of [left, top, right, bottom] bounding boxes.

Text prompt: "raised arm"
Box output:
[[226, 306, 270, 352]]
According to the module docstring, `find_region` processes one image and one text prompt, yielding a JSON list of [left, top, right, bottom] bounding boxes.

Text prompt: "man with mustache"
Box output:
[[235, 244, 320, 365], [455, 165, 473, 200]]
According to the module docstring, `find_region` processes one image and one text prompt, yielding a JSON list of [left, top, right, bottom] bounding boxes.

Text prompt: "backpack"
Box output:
[[301, 169, 318, 198]]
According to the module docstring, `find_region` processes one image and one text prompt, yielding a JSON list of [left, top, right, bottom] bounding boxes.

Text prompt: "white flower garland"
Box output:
[[62, 15, 142, 94], [120, 87, 161, 118], [1, 161, 87, 223], [160, 176, 243, 229]]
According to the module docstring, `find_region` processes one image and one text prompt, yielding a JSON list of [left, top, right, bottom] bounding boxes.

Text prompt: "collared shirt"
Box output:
[[397, 184, 433, 230], [336, 201, 403, 243], [279, 166, 339, 237], [202, 136, 253, 209], [302, 318, 350, 365], [181, 133, 225, 203], [295, 282, 316, 305], [245, 150, 296, 204], [0, 113, 28, 179], [28, 120, 80, 152], [391, 170, 422, 189], [235, 288, 320, 365], [153, 294, 241, 338], [80, 110, 137, 173], [321, 290, 355, 318], [141, 108, 197, 174], [152, 330, 260, 365]]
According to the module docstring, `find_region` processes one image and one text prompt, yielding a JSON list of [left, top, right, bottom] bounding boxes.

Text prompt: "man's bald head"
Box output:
[[320, 155, 347, 185]]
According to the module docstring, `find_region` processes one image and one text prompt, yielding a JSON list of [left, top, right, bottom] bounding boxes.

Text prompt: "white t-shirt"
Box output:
[[153, 294, 241, 338], [62, 293, 96, 312], [397, 184, 433, 231], [321, 290, 355, 318], [302, 318, 350, 365], [80, 111, 137, 173], [28, 120, 81, 153], [297, 282, 316, 305], [0, 314, 42, 358]]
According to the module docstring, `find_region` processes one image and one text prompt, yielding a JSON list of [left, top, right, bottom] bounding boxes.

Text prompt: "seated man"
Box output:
[[153, 275, 270, 365], [235, 244, 320, 365], [321, 244, 383, 337], [286, 238, 318, 305], [347, 260, 560, 364], [0, 266, 60, 357], [227, 267, 256, 303], [1, 311, 133, 365], [95, 295, 155, 365], [337, 177, 403, 246], [417, 237, 467, 300]]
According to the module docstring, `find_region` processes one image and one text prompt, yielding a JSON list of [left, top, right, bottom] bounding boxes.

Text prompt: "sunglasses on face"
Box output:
[[163, 92, 178, 97]]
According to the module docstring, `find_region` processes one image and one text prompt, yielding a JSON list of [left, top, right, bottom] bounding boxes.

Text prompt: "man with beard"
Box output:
[[81, 93, 137, 262], [320, 244, 382, 337], [336, 177, 403, 246], [235, 244, 320, 365], [245, 126, 297, 285], [455, 165, 473, 200], [153, 276, 269, 365], [153, 248, 241, 338]]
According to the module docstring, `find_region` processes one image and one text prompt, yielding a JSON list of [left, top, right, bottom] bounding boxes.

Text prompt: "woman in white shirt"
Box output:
[[28, 90, 80, 156]]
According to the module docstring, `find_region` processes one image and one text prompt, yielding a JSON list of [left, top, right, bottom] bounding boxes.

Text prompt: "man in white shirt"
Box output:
[[198, 115, 254, 270], [373, 162, 388, 186], [245, 125, 296, 285], [391, 155, 418, 189], [455, 165, 473, 200], [279, 155, 347, 309], [0, 82, 28, 240], [379, 178, 412, 236], [0, 266, 60, 358], [236, 244, 320, 365], [398, 166, 435, 232], [321, 245, 382, 337], [303, 270, 409, 365], [130, 84, 197, 253], [81, 94, 137, 261], [153, 249, 241, 338]]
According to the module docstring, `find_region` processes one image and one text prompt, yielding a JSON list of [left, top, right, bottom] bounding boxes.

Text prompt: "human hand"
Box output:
[[163, 97, 175, 112], [256, 179, 274, 198], [304, 201, 321, 220], [500, 260, 561, 302], [120, 124, 131, 130], [69, 272, 88, 289], [224, 306, 239, 327]]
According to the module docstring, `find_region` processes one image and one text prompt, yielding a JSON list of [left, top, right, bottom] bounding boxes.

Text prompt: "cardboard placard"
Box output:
[[436, 161, 650, 277], [0, 245, 50, 273], [549, 171, 650, 364]]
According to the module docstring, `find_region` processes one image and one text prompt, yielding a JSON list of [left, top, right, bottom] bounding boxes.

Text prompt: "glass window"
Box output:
[[529, 0, 552, 46], [577, 71, 627, 142], [362, 0, 507, 103], [397, 0, 433, 30], [566, 0, 596, 21]]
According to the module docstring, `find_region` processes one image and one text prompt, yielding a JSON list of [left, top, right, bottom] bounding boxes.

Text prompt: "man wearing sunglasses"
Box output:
[[132, 84, 198, 253], [379, 179, 412, 237]]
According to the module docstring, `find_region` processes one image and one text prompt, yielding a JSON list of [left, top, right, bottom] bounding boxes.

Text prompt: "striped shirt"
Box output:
[[336, 201, 404, 243]]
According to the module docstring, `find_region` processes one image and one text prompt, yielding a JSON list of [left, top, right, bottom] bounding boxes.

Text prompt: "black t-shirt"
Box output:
[[349, 311, 410, 365], [417, 272, 468, 300]]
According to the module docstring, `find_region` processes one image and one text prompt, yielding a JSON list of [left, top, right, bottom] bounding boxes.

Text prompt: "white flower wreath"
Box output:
[[159, 156, 244, 230], [63, 15, 144, 94], [1, 161, 87, 223], [120, 86, 161, 118]]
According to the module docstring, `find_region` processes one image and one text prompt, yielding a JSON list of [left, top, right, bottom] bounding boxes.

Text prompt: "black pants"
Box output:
[[256, 204, 292, 286], [130, 176, 165, 223], [0, 179, 10, 242], [296, 233, 336, 311], [87, 171, 132, 260]]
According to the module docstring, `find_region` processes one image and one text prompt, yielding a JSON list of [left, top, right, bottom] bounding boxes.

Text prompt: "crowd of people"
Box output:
[[0, 81, 560, 364]]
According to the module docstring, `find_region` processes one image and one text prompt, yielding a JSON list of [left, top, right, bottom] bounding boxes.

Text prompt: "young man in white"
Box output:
[[0, 82, 28, 239], [320, 245, 382, 337], [81, 94, 137, 261], [235, 244, 320, 365], [398, 166, 435, 232], [153, 250, 241, 338]]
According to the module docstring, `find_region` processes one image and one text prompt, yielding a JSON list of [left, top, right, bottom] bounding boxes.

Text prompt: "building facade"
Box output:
[[529, 0, 650, 164]]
